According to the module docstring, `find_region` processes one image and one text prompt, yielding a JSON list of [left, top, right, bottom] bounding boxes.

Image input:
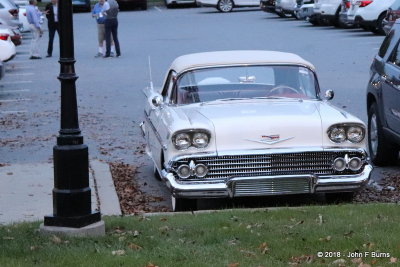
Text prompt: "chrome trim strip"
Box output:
[[144, 112, 164, 147]]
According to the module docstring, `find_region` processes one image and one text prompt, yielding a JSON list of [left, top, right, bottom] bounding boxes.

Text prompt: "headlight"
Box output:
[[328, 126, 346, 143], [347, 126, 365, 143], [174, 133, 191, 150], [172, 130, 210, 150], [192, 133, 209, 148], [328, 124, 365, 143]]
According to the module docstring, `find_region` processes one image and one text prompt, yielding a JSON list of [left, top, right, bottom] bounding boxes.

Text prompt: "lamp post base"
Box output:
[[44, 211, 101, 228], [40, 220, 105, 237]]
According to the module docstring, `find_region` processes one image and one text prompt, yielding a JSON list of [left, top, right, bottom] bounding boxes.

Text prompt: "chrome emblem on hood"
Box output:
[[246, 135, 294, 145]]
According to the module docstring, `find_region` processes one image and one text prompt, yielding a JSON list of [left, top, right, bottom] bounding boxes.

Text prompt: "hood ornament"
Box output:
[[246, 135, 294, 145]]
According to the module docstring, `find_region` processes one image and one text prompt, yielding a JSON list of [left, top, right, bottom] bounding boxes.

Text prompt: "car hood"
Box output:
[[177, 100, 358, 152]]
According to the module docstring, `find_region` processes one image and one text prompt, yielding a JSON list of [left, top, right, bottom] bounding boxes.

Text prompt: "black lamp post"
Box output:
[[43, 0, 101, 228]]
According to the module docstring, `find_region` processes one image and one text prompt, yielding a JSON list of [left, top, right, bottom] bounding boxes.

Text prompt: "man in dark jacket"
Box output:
[[45, 0, 58, 57], [102, 0, 121, 58]]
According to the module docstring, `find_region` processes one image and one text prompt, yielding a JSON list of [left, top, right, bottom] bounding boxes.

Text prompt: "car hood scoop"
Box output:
[[186, 100, 324, 151]]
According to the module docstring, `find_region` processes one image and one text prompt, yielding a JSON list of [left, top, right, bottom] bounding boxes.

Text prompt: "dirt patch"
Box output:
[[110, 162, 169, 214]]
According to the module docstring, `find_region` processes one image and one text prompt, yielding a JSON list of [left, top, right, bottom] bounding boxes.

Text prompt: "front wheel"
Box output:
[[371, 12, 386, 35], [171, 196, 197, 212], [217, 0, 233, 12], [368, 102, 399, 165]]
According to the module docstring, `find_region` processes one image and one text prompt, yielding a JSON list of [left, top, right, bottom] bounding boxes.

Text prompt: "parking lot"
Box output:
[[1, 5, 398, 209]]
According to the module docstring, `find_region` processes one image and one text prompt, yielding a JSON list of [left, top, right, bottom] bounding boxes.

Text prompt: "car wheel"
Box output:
[[217, 0, 233, 12], [368, 102, 399, 166], [277, 11, 291, 18], [309, 17, 320, 26], [171, 196, 197, 212], [371, 12, 386, 35], [333, 7, 341, 28]]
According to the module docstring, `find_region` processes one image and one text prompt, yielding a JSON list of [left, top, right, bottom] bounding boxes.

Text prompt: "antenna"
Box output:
[[148, 56, 154, 90]]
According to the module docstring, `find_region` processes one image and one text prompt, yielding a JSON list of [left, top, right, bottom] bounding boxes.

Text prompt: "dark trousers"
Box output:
[[105, 18, 120, 57], [47, 22, 59, 56]]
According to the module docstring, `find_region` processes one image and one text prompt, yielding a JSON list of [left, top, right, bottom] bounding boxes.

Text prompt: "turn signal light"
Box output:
[[357, 0, 372, 7]]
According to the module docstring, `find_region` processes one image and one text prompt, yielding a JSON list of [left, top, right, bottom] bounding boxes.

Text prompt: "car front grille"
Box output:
[[232, 177, 312, 196], [173, 151, 366, 180]]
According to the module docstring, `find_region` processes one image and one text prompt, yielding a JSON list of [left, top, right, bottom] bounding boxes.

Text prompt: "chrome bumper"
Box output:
[[161, 164, 372, 198]]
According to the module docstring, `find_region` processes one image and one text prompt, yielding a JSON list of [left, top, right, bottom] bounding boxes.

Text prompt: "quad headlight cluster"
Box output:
[[327, 124, 365, 143], [176, 160, 209, 179], [332, 154, 363, 172], [172, 130, 210, 150]]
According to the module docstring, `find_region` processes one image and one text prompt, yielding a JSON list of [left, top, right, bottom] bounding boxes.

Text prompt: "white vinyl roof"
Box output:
[[170, 50, 315, 74]]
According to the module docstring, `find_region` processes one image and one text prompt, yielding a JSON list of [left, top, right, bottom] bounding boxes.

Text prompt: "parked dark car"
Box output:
[[260, 0, 276, 13], [117, 0, 147, 10], [383, 0, 400, 35], [366, 21, 400, 166], [72, 0, 91, 12]]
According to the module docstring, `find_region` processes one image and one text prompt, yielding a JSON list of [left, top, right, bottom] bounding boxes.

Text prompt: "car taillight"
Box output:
[[9, 9, 18, 17], [345, 1, 350, 8], [356, 0, 372, 7], [0, 34, 10, 41]]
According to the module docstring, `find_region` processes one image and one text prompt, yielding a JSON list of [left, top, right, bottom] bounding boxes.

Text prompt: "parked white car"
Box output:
[[141, 50, 373, 211], [275, 0, 297, 17], [197, 0, 259, 12], [310, 0, 342, 26], [0, 25, 16, 62], [164, 0, 196, 8], [294, 0, 315, 20], [347, 0, 395, 34], [0, 0, 20, 28]]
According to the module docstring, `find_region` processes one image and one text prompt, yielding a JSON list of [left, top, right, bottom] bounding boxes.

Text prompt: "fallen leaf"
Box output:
[[111, 250, 125, 256], [390, 257, 398, 263], [351, 258, 363, 264], [128, 242, 142, 251], [51, 235, 62, 244], [343, 230, 354, 238], [227, 263, 239, 267], [146, 263, 159, 267], [133, 230, 140, 237], [363, 242, 374, 250], [30, 246, 40, 251], [258, 242, 269, 254], [331, 259, 346, 266], [289, 255, 314, 265], [160, 217, 167, 222], [319, 236, 331, 242]]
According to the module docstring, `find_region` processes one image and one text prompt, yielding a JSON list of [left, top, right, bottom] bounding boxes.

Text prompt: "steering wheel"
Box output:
[[268, 85, 301, 96]]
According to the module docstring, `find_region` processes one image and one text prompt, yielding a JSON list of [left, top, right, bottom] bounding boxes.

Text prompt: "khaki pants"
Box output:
[[97, 23, 113, 47], [29, 24, 41, 57]]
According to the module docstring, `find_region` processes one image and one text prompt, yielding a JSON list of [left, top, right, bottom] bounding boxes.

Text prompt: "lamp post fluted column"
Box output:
[[43, 0, 101, 229]]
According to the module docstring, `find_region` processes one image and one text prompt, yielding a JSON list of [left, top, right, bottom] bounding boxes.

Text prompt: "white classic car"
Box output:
[[141, 50, 372, 211], [196, 0, 259, 12]]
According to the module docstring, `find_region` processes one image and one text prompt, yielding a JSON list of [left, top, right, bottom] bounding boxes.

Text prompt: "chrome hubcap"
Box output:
[[369, 113, 378, 157], [219, 0, 232, 12]]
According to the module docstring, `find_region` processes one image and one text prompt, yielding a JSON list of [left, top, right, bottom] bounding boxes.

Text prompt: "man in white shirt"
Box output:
[[26, 0, 44, 59]]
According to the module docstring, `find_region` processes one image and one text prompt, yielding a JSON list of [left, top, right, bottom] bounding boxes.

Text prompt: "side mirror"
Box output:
[[151, 95, 163, 107], [324, 90, 334, 101]]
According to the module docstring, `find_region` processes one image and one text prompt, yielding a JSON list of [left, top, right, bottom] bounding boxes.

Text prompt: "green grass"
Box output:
[[1, 204, 399, 266]]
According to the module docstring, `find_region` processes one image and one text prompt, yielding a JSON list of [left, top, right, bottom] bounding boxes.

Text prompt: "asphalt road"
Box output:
[[0, 5, 398, 208]]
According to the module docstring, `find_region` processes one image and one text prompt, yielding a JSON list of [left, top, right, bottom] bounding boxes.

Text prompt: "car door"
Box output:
[[382, 40, 400, 134]]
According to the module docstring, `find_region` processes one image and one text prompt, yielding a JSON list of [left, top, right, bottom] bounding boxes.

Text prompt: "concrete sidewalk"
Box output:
[[0, 160, 121, 225]]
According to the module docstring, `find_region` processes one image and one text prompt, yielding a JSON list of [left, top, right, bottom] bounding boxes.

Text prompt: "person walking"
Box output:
[[92, 0, 115, 57], [102, 0, 120, 58], [45, 0, 59, 58], [26, 0, 44, 59]]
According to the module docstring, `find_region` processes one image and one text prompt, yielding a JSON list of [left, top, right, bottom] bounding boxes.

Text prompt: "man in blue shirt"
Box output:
[[26, 0, 45, 59], [92, 0, 115, 57]]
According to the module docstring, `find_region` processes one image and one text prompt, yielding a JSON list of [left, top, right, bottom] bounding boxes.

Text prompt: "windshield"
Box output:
[[175, 65, 318, 104]]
